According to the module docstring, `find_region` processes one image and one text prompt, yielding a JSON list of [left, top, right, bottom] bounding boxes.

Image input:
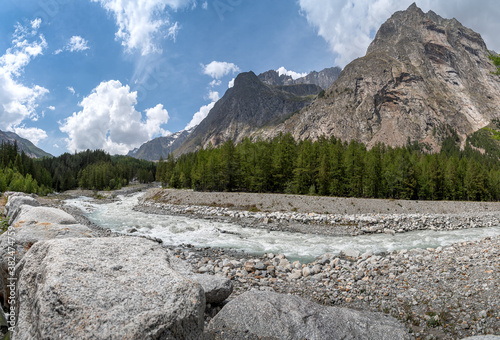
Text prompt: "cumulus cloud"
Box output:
[[92, 0, 194, 55], [13, 126, 48, 146], [203, 61, 240, 79], [228, 78, 235, 88], [299, 0, 500, 67], [47, 106, 55, 111], [55, 36, 90, 54], [185, 101, 216, 130], [277, 66, 307, 80], [0, 19, 49, 135], [60, 80, 170, 154]]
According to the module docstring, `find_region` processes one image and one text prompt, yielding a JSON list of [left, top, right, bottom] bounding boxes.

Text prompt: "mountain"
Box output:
[[176, 71, 322, 154], [0, 130, 52, 158], [127, 128, 193, 161], [259, 3, 500, 150], [258, 67, 342, 90]]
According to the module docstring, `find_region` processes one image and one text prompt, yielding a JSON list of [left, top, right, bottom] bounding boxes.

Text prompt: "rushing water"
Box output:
[[65, 193, 500, 263]]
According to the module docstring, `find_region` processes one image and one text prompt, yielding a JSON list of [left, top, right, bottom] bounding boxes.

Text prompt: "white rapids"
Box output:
[[65, 193, 500, 262]]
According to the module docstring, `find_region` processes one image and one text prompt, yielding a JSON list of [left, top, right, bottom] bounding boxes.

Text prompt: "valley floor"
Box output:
[[51, 187, 500, 339]]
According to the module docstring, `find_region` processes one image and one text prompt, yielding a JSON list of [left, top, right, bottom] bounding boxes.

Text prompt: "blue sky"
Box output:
[[1, 0, 499, 156]]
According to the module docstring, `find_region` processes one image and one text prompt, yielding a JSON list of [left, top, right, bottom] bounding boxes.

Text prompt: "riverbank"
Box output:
[[136, 188, 500, 237], [41, 187, 500, 338]]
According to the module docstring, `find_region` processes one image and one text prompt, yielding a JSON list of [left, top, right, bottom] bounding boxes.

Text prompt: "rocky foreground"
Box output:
[[136, 188, 500, 339], [1, 188, 499, 339]]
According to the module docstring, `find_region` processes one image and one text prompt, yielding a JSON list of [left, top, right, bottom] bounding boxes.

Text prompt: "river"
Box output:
[[64, 192, 500, 263]]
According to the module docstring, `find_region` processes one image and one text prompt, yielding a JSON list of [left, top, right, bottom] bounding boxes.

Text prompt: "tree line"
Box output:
[[157, 133, 500, 201], [0, 142, 156, 194]]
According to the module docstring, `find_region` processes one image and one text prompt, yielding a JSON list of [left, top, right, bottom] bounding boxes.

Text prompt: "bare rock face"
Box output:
[[207, 291, 411, 340], [178, 71, 317, 153], [258, 67, 342, 90], [263, 3, 500, 150], [13, 237, 206, 339]]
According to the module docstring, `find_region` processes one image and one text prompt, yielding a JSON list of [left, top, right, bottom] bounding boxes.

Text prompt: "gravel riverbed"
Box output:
[[46, 187, 500, 339]]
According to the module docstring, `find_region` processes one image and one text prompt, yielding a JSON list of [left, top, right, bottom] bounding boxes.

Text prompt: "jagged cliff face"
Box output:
[[177, 71, 320, 154], [263, 4, 500, 149], [127, 128, 193, 161], [258, 67, 341, 90]]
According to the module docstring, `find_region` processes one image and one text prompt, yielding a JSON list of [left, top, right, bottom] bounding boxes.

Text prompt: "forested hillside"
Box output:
[[157, 132, 500, 202], [0, 142, 156, 194]]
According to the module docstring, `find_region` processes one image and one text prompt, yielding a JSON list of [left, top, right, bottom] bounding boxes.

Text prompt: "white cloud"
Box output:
[[202, 1, 208, 10], [209, 79, 222, 87], [206, 91, 219, 102], [298, 0, 402, 67], [203, 61, 240, 79], [67, 36, 90, 52], [167, 22, 181, 42], [56, 36, 90, 54], [185, 101, 216, 130], [277, 66, 307, 80], [31, 18, 42, 30], [47, 106, 55, 111], [92, 0, 194, 55], [299, 0, 500, 67], [67, 86, 76, 95], [60, 80, 170, 154], [0, 21, 49, 132], [228, 78, 235, 88], [13, 126, 47, 145]]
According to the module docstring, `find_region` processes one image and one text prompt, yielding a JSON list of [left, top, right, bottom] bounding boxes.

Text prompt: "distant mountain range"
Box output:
[[130, 66, 340, 159], [127, 128, 194, 161], [0, 130, 52, 158], [175, 71, 324, 155], [129, 3, 500, 159], [258, 67, 341, 90]]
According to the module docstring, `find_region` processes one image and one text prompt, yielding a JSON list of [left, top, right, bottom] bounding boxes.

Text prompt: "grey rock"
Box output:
[[12, 206, 77, 225], [14, 237, 205, 339], [5, 195, 39, 220], [0, 220, 92, 307], [461, 337, 500, 340], [208, 291, 411, 340], [340, 249, 360, 260], [167, 251, 233, 304], [191, 274, 233, 304]]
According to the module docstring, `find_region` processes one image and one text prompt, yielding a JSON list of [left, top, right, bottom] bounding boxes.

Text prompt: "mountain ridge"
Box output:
[[0, 130, 52, 158], [257, 3, 500, 150]]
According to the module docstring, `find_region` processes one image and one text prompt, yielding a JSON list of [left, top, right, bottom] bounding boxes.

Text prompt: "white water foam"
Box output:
[[65, 193, 500, 262]]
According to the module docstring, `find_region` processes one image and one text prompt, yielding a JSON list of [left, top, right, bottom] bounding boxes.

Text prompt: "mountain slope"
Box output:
[[260, 3, 500, 150], [127, 128, 193, 161], [258, 67, 341, 90], [0, 130, 52, 158], [177, 71, 321, 154]]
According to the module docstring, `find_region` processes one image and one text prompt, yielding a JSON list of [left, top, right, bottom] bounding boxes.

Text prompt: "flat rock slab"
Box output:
[[5, 195, 39, 220], [12, 206, 77, 225], [0, 221, 93, 307], [208, 291, 411, 340], [14, 237, 205, 340]]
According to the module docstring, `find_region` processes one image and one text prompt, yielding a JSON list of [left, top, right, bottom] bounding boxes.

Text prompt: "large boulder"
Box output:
[[208, 291, 411, 340], [0, 220, 93, 307], [4, 195, 39, 220], [12, 206, 77, 225], [168, 253, 233, 304], [13, 237, 206, 339]]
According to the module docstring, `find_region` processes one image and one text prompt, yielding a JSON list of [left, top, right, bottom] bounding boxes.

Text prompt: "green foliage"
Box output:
[[489, 54, 500, 75], [0, 142, 156, 194], [159, 131, 500, 202]]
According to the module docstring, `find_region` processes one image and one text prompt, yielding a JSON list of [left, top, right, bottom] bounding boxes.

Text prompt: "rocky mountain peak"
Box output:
[[259, 3, 500, 151]]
